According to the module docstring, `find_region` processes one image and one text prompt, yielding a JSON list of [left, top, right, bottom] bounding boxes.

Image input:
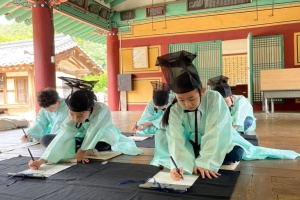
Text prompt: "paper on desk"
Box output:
[[219, 161, 240, 170], [128, 136, 149, 142], [8, 162, 76, 178], [148, 171, 199, 186], [84, 150, 122, 160]]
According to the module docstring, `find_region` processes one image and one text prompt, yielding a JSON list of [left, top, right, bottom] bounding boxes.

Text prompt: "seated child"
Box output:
[[28, 77, 143, 169], [208, 75, 256, 134], [21, 88, 69, 142], [132, 81, 174, 134], [153, 50, 299, 181]]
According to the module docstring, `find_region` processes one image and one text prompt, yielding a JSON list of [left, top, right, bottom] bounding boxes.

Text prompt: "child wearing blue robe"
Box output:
[[28, 77, 143, 169], [132, 81, 174, 135], [152, 50, 299, 181], [21, 88, 69, 142], [208, 75, 256, 133]]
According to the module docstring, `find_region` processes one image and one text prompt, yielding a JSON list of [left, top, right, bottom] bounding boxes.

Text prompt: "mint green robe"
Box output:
[[231, 95, 256, 132], [136, 94, 175, 134], [26, 98, 69, 138], [41, 102, 143, 163], [151, 90, 299, 174]]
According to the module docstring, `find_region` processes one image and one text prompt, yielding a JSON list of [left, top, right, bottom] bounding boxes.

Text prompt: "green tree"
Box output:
[[82, 71, 108, 93], [73, 37, 107, 71], [0, 22, 33, 42]]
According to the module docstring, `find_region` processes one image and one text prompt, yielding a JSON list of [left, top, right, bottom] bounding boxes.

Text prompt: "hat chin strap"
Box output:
[[229, 97, 234, 113], [75, 107, 94, 129]]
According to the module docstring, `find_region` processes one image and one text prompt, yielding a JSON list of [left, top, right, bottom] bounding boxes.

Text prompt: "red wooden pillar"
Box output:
[[107, 28, 120, 111], [31, 0, 56, 113]]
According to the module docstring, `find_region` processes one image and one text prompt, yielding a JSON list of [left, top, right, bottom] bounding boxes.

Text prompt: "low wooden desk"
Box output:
[[260, 68, 300, 113]]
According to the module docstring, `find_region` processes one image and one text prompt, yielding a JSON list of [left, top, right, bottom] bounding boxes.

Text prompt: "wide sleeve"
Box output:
[[167, 106, 195, 174], [80, 104, 119, 150], [195, 91, 233, 172], [41, 117, 78, 163], [48, 99, 69, 135], [80, 103, 143, 155], [231, 96, 253, 127], [26, 109, 50, 138]]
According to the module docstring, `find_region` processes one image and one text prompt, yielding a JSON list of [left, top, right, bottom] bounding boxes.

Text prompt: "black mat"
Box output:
[[0, 156, 240, 200], [122, 132, 155, 148]]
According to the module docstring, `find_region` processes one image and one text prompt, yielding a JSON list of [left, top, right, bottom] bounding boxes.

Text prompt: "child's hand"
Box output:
[[136, 122, 152, 131], [193, 166, 221, 179], [75, 149, 90, 164], [21, 134, 31, 142], [131, 123, 138, 132], [132, 124, 145, 131], [28, 159, 45, 170], [170, 167, 184, 181]]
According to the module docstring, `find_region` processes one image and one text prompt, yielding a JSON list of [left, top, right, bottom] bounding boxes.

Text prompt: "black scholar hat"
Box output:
[[150, 81, 170, 106], [155, 50, 202, 94], [207, 75, 232, 98]]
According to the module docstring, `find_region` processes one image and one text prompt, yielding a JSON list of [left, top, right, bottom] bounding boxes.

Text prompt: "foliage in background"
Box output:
[[0, 19, 108, 92], [82, 72, 108, 93], [0, 22, 33, 42], [73, 37, 107, 70]]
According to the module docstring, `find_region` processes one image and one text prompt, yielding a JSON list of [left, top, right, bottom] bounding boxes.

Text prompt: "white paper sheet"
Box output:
[[148, 171, 199, 186], [84, 150, 122, 160], [7, 162, 77, 178], [128, 136, 149, 141], [219, 161, 240, 170]]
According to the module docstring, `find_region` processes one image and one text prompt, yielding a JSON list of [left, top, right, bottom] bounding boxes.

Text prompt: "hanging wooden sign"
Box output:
[[88, 4, 101, 15], [146, 4, 165, 18], [120, 10, 135, 21], [99, 7, 110, 20], [187, 0, 252, 11], [66, 0, 88, 10]]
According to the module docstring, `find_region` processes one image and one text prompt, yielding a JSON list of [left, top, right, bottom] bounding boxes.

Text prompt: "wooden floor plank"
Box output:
[[272, 177, 300, 187], [278, 194, 300, 200], [274, 186, 300, 198], [241, 167, 300, 178], [231, 174, 253, 200], [252, 175, 277, 200]]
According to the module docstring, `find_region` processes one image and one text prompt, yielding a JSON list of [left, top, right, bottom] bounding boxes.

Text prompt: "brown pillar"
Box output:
[[31, 1, 56, 113], [107, 28, 120, 111]]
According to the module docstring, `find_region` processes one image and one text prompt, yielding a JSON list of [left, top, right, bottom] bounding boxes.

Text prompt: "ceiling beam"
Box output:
[[110, 0, 126, 7], [55, 3, 111, 31]]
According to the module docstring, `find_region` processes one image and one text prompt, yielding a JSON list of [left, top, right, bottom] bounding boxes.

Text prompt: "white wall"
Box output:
[[222, 39, 247, 55]]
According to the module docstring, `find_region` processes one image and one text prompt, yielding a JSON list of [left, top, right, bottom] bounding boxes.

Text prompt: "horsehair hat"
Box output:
[[155, 50, 201, 94], [207, 75, 232, 98], [150, 81, 170, 106], [58, 76, 98, 112]]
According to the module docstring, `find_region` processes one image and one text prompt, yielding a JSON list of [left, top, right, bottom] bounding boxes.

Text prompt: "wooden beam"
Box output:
[[55, 49, 74, 61]]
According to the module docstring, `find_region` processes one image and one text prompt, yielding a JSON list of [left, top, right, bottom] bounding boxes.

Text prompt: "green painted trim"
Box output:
[[0, 0, 13, 7], [55, 3, 111, 31], [63, 22, 87, 34], [56, 20, 79, 32], [110, 0, 126, 7], [111, 0, 300, 28], [104, 0, 114, 4], [71, 27, 94, 37], [0, 5, 15, 15], [14, 10, 32, 23], [5, 7, 28, 20], [24, 18, 32, 25], [67, 25, 91, 36], [53, 13, 69, 24], [54, 18, 74, 30]]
